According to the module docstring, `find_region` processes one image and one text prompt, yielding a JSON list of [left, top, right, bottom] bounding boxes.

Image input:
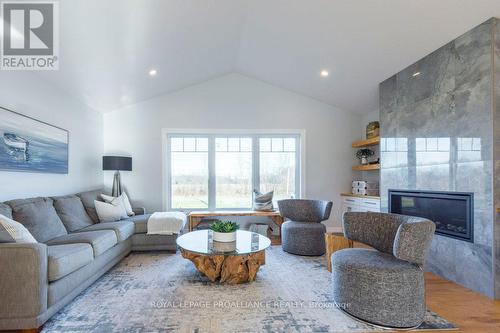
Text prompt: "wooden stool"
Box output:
[[325, 232, 353, 272]]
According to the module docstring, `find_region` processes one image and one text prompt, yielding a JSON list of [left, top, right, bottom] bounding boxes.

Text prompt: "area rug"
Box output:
[[42, 247, 456, 333]]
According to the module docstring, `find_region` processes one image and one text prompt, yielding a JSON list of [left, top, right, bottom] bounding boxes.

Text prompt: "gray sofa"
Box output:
[[0, 189, 178, 331]]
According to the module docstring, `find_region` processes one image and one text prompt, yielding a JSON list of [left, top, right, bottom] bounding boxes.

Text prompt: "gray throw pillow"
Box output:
[[253, 190, 274, 211], [52, 195, 94, 232], [5, 197, 68, 243]]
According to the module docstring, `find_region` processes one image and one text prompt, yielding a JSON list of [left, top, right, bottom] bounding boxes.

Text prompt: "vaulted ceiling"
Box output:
[[37, 0, 500, 113]]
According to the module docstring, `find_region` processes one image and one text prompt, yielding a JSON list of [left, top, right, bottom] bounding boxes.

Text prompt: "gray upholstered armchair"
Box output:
[[331, 212, 435, 329], [278, 199, 333, 256]]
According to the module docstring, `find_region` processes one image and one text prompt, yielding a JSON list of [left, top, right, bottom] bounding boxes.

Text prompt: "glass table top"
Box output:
[[176, 230, 271, 255]]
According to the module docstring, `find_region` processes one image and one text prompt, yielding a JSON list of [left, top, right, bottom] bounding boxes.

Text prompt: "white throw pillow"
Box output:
[[0, 214, 37, 243], [94, 200, 128, 222], [101, 192, 135, 216]]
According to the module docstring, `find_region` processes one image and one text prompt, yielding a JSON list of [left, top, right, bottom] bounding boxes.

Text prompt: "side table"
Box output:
[[325, 232, 353, 272]]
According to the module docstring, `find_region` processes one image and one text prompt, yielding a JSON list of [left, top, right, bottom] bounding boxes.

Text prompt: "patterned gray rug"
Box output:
[[42, 247, 456, 333]]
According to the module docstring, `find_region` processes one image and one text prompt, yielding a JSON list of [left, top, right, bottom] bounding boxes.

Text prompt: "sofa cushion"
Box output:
[[48, 243, 93, 282], [47, 240, 130, 307], [76, 189, 105, 223], [47, 230, 117, 257], [52, 195, 94, 232], [0, 203, 12, 219], [123, 213, 152, 234], [75, 221, 135, 242], [6, 197, 68, 243]]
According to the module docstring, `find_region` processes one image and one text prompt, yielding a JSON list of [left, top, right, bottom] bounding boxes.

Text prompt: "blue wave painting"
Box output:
[[0, 107, 68, 174]]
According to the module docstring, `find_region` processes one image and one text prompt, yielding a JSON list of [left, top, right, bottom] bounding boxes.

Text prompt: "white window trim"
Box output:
[[161, 128, 306, 211]]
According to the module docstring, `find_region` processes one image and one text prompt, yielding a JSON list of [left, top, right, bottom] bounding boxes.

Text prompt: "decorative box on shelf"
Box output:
[[352, 180, 379, 196], [352, 180, 378, 189], [352, 188, 379, 196]]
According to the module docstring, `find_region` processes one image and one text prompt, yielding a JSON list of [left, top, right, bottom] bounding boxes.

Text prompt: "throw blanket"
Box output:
[[147, 212, 187, 235]]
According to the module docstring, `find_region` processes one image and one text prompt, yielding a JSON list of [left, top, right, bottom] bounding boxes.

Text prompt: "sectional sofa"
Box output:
[[0, 189, 178, 331]]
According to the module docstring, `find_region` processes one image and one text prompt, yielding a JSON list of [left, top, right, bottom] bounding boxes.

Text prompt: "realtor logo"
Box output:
[[1, 1, 59, 70]]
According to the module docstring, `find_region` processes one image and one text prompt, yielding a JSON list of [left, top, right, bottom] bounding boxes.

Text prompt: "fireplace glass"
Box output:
[[389, 190, 473, 242]]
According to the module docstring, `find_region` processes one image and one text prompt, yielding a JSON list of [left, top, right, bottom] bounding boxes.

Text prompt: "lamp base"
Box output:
[[112, 170, 123, 197]]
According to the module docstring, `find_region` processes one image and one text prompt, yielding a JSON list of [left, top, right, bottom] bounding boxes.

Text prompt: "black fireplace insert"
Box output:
[[388, 190, 474, 242]]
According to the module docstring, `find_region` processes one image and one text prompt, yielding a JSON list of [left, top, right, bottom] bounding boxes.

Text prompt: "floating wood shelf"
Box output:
[[352, 164, 380, 171], [352, 136, 380, 148], [341, 193, 381, 199]]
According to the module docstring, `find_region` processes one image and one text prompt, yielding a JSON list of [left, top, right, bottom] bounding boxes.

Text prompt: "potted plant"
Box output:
[[356, 148, 375, 165], [210, 220, 239, 242]]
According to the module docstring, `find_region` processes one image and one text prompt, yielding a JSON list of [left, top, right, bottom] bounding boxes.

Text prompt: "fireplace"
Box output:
[[388, 190, 474, 242]]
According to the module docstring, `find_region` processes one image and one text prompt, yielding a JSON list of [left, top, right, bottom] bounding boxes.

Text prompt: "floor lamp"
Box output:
[[103, 156, 132, 197]]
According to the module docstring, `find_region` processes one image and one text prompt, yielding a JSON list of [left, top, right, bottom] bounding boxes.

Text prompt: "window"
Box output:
[[259, 137, 296, 202], [215, 137, 253, 208], [170, 137, 209, 209], [166, 133, 301, 210]]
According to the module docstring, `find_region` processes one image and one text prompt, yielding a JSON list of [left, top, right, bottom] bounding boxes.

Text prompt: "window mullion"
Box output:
[[295, 135, 301, 199], [252, 135, 260, 195], [208, 135, 216, 210], [166, 135, 172, 210]]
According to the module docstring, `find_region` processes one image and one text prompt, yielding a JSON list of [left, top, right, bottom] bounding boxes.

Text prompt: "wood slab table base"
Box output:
[[181, 249, 266, 284]]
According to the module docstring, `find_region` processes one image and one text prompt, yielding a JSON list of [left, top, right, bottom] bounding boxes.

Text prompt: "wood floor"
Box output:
[[424, 272, 500, 333]]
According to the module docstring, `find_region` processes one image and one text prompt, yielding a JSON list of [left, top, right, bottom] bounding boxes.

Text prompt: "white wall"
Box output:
[[0, 71, 103, 201], [103, 74, 361, 228]]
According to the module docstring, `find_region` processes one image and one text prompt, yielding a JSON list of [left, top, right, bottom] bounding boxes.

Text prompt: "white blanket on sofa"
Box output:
[[147, 212, 187, 235]]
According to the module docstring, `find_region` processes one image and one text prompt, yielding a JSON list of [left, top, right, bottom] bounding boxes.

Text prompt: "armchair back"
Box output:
[[278, 199, 332, 222], [342, 212, 435, 265]]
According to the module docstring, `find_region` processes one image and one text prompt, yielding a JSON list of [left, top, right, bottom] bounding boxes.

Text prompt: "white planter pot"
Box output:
[[213, 241, 236, 252], [213, 231, 237, 242]]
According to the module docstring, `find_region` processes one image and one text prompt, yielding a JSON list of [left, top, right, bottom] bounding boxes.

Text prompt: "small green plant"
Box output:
[[210, 220, 239, 233]]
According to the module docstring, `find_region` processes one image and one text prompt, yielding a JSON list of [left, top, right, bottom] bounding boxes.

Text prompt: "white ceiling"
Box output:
[[37, 0, 500, 114]]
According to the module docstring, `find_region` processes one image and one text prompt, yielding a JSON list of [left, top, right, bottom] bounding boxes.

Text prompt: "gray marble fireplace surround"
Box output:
[[379, 18, 500, 299]]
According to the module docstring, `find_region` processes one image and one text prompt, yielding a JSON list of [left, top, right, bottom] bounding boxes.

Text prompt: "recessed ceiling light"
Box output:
[[412, 71, 421, 77], [320, 70, 329, 77], [149, 69, 158, 76]]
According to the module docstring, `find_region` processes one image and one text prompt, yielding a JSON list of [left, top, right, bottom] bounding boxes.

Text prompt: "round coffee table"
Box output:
[[176, 230, 271, 284]]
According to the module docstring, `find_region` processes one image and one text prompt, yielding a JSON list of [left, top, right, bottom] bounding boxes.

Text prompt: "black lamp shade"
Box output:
[[103, 156, 132, 171]]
